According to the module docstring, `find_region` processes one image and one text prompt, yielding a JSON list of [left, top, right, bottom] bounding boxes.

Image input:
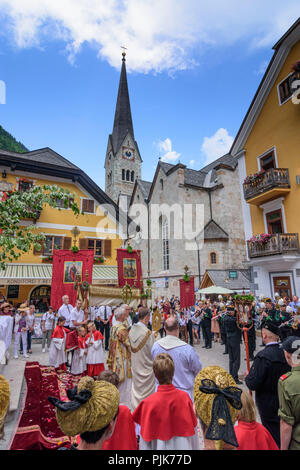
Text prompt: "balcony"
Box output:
[[243, 168, 290, 206], [248, 233, 299, 259]]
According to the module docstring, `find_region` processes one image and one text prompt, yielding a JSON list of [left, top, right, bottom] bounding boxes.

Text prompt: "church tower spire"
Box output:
[[111, 50, 134, 154], [105, 51, 142, 208]]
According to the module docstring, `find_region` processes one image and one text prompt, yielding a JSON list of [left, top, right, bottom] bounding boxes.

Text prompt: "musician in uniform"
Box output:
[[244, 320, 291, 448], [223, 305, 242, 384], [201, 303, 212, 349]]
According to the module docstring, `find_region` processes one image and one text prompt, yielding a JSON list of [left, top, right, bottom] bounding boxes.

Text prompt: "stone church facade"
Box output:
[[105, 53, 249, 297], [128, 158, 248, 298]]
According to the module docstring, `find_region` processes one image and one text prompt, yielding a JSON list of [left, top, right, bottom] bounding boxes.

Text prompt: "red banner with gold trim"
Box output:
[[50, 250, 94, 311], [179, 277, 195, 309], [117, 248, 142, 289]]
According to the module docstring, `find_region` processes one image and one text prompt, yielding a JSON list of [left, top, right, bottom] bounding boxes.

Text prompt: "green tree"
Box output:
[[0, 185, 80, 269]]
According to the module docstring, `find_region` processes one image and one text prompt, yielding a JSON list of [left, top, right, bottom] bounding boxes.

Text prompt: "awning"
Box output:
[[196, 286, 234, 295], [0, 264, 118, 285]]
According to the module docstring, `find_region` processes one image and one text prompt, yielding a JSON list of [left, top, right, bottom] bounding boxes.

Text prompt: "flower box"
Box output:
[[94, 256, 105, 264], [248, 234, 272, 246], [243, 169, 265, 186]]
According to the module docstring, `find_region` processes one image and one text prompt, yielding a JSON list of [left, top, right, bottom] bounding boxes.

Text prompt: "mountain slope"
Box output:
[[0, 125, 29, 153]]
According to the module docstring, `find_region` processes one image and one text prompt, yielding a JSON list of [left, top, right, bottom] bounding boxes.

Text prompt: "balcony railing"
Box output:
[[248, 233, 299, 259], [243, 168, 290, 201]]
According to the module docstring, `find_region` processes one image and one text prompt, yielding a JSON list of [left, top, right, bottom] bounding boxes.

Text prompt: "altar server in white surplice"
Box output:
[[71, 326, 87, 375], [49, 316, 69, 371]]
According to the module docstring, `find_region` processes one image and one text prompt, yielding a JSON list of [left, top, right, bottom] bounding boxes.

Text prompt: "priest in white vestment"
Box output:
[[129, 307, 155, 411], [151, 316, 202, 400]]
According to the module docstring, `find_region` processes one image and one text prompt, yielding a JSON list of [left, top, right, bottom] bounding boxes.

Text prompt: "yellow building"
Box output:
[[232, 18, 300, 298], [0, 146, 126, 307]]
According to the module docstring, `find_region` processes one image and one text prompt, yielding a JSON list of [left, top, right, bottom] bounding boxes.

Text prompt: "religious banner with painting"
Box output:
[[50, 250, 94, 311], [179, 277, 195, 309], [116, 248, 142, 289]]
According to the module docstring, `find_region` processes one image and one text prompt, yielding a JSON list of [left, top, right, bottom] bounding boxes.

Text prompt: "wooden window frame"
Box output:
[[266, 209, 284, 234], [260, 151, 276, 171], [210, 252, 217, 265], [81, 198, 95, 214], [44, 236, 64, 255], [87, 238, 103, 256]]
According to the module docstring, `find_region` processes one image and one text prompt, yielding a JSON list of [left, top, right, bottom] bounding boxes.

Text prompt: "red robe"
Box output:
[[86, 330, 104, 377], [102, 405, 137, 450], [51, 325, 70, 339], [235, 421, 279, 450], [132, 384, 197, 442]]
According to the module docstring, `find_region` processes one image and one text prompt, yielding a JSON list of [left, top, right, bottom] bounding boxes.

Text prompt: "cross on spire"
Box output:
[[121, 45, 127, 60]]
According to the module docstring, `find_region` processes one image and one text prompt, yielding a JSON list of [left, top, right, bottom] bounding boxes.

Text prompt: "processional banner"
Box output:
[[50, 250, 94, 311]]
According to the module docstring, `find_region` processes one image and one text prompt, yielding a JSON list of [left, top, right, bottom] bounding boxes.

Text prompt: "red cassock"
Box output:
[[102, 405, 137, 450], [51, 325, 70, 339], [86, 330, 105, 378], [132, 384, 197, 442], [235, 421, 279, 451]]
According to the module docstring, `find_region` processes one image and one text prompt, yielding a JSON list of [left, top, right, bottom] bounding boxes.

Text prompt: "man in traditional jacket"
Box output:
[[245, 320, 291, 448], [129, 307, 155, 410], [107, 307, 132, 409]]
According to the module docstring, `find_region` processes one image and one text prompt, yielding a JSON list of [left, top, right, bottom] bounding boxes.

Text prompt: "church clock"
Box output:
[[122, 146, 135, 160]]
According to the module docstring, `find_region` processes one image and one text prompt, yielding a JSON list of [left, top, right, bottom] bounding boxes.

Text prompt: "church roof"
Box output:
[[136, 179, 152, 200], [157, 153, 236, 190], [202, 269, 251, 291], [111, 55, 134, 154], [202, 220, 229, 240]]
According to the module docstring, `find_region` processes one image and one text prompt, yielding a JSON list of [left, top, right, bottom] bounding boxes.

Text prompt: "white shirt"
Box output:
[[26, 312, 35, 328], [99, 305, 112, 321], [57, 304, 73, 326], [70, 307, 85, 328], [90, 306, 100, 322], [42, 312, 56, 330]]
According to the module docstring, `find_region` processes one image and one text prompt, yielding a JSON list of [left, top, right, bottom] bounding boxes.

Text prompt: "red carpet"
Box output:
[[10, 362, 83, 450]]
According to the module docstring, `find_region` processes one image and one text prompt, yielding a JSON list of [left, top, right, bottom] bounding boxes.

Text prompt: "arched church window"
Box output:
[[122, 169, 125, 181], [126, 170, 130, 181], [210, 252, 217, 264], [160, 217, 169, 271], [131, 171, 134, 182]]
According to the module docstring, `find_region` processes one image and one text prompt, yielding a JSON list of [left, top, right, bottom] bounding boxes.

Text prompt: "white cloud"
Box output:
[[189, 160, 195, 168], [201, 128, 234, 166], [157, 138, 181, 163], [0, 0, 299, 73]]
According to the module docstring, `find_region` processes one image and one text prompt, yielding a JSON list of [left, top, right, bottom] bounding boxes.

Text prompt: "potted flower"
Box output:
[[244, 169, 266, 186], [94, 255, 105, 264], [249, 233, 272, 246], [42, 255, 53, 263], [291, 60, 300, 78], [71, 245, 79, 253], [127, 244, 133, 253]]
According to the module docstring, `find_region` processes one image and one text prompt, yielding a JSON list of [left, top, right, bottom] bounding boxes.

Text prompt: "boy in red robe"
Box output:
[[86, 322, 105, 378], [132, 353, 200, 450], [49, 316, 70, 372]]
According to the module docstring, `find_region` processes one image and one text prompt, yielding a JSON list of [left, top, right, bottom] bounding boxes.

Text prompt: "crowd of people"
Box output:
[[0, 291, 300, 451]]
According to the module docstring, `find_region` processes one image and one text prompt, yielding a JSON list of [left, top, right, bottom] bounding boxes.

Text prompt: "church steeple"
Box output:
[[111, 51, 134, 154], [105, 51, 142, 206]]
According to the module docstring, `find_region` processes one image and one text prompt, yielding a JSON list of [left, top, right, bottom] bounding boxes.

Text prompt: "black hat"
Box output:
[[265, 298, 272, 304], [280, 336, 300, 354], [261, 320, 279, 336]]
